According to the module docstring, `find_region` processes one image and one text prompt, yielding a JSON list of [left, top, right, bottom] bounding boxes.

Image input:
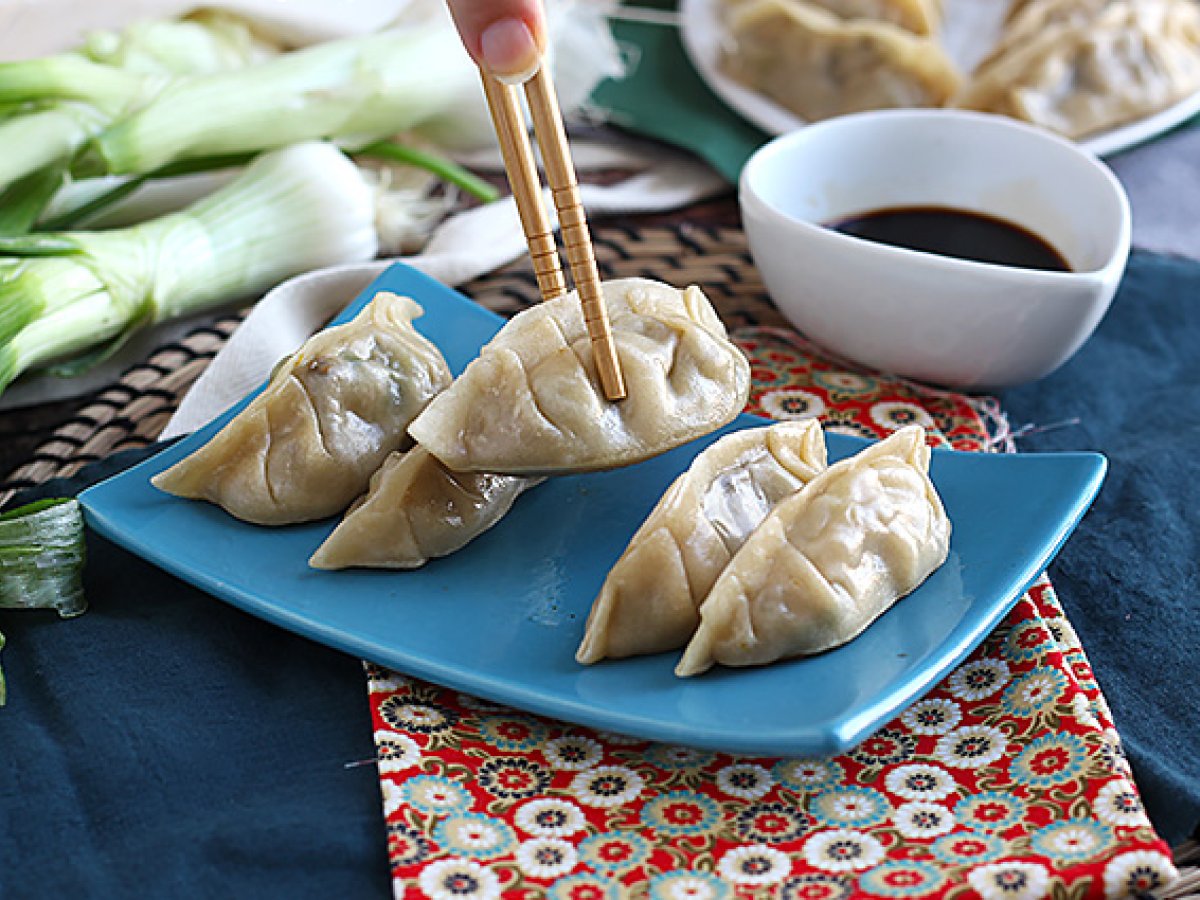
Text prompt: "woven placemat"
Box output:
[[0, 223, 785, 507]]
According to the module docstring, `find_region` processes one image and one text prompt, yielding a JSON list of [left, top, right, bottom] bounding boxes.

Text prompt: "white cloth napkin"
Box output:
[[160, 149, 730, 438]]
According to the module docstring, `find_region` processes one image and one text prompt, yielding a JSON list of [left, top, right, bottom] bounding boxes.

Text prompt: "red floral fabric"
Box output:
[[367, 326, 1177, 899]]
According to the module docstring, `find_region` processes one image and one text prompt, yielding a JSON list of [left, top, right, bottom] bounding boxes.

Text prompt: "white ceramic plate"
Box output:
[[680, 0, 1200, 158]]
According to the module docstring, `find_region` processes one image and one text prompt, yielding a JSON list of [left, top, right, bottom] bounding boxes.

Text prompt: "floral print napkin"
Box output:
[[367, 327, 1177, 899]]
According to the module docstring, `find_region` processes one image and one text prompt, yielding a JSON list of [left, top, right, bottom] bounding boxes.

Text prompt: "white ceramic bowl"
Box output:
[[739, 109, 1132, 391]]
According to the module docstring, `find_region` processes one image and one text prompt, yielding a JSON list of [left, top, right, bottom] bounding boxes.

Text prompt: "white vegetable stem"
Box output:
[[88, 25, 488, 176], [0, 12, 276, 194], [0, 142, 377, 391]]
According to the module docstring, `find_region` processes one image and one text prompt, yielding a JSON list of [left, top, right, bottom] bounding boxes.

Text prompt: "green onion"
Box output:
[[0, 104, 108, 197], [356, 140, 500, 204], [84, 24, 486, 177], [0, 13, 274, 199], [0, 56, 149, 111], [0, 497, 89, 707], [82, 11, 276, 76], [0, 163, 68, 236], [0, 498, 87, 618], [0, 141, 378, 395]]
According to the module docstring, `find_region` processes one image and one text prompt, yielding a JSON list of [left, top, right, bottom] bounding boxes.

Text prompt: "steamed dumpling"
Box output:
[[407, 278, 751, 475], [810, 0, 940, 33], [985, 0, 1111, 64], [720, 0, 961, 122], [576, 420, 827, 664], [309, 447, 541, 570], [957, 0, 1200, 139], [153, 292, 452, 525], [676, 426, 950, 676], [721, 0, 941, 35]]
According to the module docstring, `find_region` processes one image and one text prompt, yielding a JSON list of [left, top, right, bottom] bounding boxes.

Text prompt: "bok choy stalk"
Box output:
[[0, 141, 378, 394], [0, 498, 88, 706], [0, 11, 276, 197], [83, 23, 488, 177]]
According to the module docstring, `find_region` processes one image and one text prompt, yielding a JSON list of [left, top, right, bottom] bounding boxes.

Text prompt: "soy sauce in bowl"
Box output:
[[830, 206, 1071, 273]]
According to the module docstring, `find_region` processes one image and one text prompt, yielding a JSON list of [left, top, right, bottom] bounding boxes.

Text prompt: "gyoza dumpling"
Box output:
[[676, 425, 950, 677], [812, 0, 940, 33], [985, 0, 1110, 64], [153, 293, 452, 525], [309, 447, 541, 570], [720, 0, 961, 122], [957, 0, 1200, 139], [720, 0, 941, 35], [576, 420, 827, 664], [407, 278, 750, 475]]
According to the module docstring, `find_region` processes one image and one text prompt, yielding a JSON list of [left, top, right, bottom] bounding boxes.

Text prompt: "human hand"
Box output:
[[445, 0, 547, 84]]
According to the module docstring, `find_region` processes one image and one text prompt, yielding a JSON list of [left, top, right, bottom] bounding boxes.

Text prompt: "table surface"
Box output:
[[2, 117, 1199, 900]]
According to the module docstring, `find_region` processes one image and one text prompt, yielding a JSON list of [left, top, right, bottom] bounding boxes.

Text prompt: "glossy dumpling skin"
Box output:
[[957, 0, 1200, 138], [309, 447, 541, 570], [152, 292, 452, 525], [720, 0, 961, 122], [575, 420, 827, 664], [407, 278, 751, 475], [676, 425, 951, 677]]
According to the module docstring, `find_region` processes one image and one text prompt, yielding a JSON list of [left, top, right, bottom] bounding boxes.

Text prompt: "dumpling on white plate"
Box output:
[[724, 0, 941, 34], [985, 0, 1110, 64], [957, 0, 1200, 139], [676, 425, 951, 677], [309, 446, 541, 570], [720, 0, 961, 122], [407, 278, 751, 476], [152, 292, 452, 525], [576, 420, 827, 664]]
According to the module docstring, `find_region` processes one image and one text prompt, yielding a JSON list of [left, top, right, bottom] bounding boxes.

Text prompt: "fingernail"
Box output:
[[480, 17, 541, 85]]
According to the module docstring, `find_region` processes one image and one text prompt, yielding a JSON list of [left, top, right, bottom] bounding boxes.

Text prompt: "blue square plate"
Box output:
[[80, 263, 1107, 756]]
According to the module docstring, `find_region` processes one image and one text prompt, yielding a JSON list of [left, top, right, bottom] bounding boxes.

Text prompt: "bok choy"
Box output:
[[82, 23, 488, 178], [0, 11, 276, 198], [0, 497, 87, 706], [0, 141, 378, 394]]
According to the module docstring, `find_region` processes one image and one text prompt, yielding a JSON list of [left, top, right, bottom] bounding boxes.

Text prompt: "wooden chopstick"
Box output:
[[523, 66, 626, 401], [479, 66, 627, 401], [479, 74, 567, 303]]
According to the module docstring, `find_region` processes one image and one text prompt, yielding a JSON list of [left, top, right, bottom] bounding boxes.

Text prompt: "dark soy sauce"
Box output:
[[829, 206, 1071, 272]]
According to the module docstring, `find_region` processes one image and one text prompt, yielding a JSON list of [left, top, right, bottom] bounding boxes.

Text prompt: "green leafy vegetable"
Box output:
[[0, 141, 379, 395], [0, 11, 274, 201], [0, 497, 89, 706], [80, 25, 487, 178]]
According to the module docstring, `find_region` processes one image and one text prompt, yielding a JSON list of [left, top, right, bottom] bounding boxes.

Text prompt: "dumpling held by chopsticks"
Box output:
[[407, 278, 751, 475]]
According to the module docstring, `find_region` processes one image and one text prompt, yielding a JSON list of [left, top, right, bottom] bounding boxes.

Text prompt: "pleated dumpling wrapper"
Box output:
[[956, 0, 1200, 139], [407, 278, 752, 475], [676, 425, 951, 676], [720, 0, 941, 36], [152, 292, 452, 525], [309, 446, 542, 570], [720, 0, 961, 122], [576, 420, 827, 664]]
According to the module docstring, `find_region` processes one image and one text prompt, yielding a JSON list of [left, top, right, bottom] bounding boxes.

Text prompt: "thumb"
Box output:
[[446, 0, 547, 83]]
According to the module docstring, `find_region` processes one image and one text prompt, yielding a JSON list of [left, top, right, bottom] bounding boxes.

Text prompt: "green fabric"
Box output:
[[592, 10, 767, 183]]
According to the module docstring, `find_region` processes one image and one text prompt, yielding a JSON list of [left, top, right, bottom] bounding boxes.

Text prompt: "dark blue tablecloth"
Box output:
[[1, 249, 1196, 898], [999, 249, 1200, 849]]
